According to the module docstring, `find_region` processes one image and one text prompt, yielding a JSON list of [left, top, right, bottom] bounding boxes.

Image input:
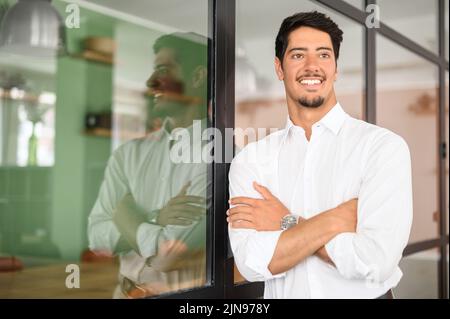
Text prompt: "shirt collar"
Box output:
[[283, 102, 348, 141], [316, 102, 348, 135], [151, 117, 208, 139]]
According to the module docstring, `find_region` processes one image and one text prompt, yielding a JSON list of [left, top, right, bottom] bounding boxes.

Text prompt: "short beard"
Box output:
[[298, 96, 324, 108]]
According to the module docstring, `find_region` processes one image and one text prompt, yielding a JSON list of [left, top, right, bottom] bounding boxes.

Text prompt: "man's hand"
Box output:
[[148, 239, 205, 272], [227, 181, 289, 231], [157, 182, 206, 226]]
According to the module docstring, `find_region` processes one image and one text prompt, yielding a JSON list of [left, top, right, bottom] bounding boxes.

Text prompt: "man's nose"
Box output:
[[303, 55, 320, 73], [146, 73, 158, 89]]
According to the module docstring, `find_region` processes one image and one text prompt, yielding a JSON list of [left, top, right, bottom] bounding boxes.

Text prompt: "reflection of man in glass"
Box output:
[[88, 32, 209, 298]]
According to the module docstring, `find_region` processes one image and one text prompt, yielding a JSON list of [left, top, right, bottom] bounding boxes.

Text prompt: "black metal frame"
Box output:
[[364, 0, 377, 124], [161, 0, 448, 299], [164, 0, 265, 299], [157, 0, 235, 299], [436, 0, 448, 300]]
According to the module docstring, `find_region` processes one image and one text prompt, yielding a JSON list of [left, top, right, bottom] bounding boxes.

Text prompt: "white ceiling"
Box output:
[[86, 0, 444, 38], [83, 0, 208, 36], [0, 0, 446, 85]]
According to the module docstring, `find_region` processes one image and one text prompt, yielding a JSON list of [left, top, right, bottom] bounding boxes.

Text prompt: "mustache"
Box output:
[[297, 73, 326, 81]]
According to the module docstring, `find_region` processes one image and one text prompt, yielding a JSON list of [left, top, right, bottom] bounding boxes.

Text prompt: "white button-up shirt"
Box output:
[[228, 103, 413, 299], [88, 120, 207, 290]]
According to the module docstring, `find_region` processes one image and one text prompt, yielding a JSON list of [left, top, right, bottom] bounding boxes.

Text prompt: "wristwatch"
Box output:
[[280, 214, 298, 230]]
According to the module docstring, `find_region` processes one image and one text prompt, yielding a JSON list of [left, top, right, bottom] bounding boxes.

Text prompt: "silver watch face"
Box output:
[[281, 214, 297, 230]]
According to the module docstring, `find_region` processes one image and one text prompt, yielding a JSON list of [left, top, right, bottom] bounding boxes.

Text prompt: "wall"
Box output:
[[51, 5, 113, 260]]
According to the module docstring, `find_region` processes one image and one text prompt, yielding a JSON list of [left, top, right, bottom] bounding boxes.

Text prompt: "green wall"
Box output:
[[51, 7, 114, 260]]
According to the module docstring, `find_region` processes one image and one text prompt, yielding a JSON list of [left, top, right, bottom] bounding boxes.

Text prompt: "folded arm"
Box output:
[[324, 133, 413, 283], [88, 149, 208, 263], [227, 159, 356, 281], [267, 205, 354, 275], [88, 149, 130, 254]]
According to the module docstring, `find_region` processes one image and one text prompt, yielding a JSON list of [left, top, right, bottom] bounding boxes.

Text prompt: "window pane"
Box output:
[[234, 0, 365, 284], [377, 0, 439, 54], [394, 248, 439, 298], [0, 0, 210, 298], [376, 35, 439, 243]]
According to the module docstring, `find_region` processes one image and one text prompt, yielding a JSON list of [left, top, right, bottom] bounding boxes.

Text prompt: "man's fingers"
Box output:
[[168, 204, 206, 216], [176, 181, 191, 196], [168, 210, 203, 221], [169, 195, 206, 206], [227, 212, 254, 223], [227, 206, 253, 216], [229, 196, 259, 207], [253, 181, 273, 200], [167, 217, 193, 226], [230, 220, 256, 229], [159, 240, 188, 254]]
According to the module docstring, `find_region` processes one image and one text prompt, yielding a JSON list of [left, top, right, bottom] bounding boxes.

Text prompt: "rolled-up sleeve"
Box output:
[[88, 147, 129, 252], [325, 132, 413, 283], [228, 154, 285, 282]]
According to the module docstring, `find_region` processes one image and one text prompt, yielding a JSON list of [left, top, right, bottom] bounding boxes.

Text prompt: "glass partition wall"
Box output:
[[0, 0, 216, 298]]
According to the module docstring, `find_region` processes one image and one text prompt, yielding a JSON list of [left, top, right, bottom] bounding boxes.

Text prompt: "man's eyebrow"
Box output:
[[316, 46, 333, 51], [287, 46, 333, 53], [288, 47, 307, 53], [154, 63, 170, 68]]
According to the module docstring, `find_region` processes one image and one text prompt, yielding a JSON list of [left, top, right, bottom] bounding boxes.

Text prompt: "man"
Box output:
[[227, 11, 412, 299], [88, 32, 209, 298]]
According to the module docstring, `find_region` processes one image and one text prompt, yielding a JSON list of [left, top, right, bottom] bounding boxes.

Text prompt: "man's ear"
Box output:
[[191, 65, 207, 88], [274, 57, 284, 81]]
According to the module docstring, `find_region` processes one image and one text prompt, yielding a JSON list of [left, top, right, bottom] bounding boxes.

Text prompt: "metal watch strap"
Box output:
[[281, 214, 297, 230]]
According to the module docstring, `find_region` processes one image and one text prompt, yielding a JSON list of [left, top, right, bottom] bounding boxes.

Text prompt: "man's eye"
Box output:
[[156, 66, 169, 74], [292, 53, 303, 59], [320, 53, 330, 58]]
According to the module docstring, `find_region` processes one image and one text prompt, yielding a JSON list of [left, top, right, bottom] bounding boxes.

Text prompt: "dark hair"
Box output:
[[275, 11, 343, 64], [153, 32, 207, 75]]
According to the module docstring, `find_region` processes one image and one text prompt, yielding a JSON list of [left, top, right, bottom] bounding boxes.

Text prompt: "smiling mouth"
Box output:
[[148, 90, 164, 105], [298, 77, 324, 89], [148, 89, 202, 105], [149, 90, 173, 101]]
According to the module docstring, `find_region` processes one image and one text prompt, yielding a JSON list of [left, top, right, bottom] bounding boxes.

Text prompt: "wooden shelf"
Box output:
[[84, 128, 146, 140], [84, 128, 111, 138], [69, 50, 114, 65]]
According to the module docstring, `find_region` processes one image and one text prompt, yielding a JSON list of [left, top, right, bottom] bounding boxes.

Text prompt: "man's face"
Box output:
[[275, 26, 337, 109], [146, 47, 185, 117]]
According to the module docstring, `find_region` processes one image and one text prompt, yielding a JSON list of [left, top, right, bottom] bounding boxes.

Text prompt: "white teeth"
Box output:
[[300, 79, 322, 85]]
